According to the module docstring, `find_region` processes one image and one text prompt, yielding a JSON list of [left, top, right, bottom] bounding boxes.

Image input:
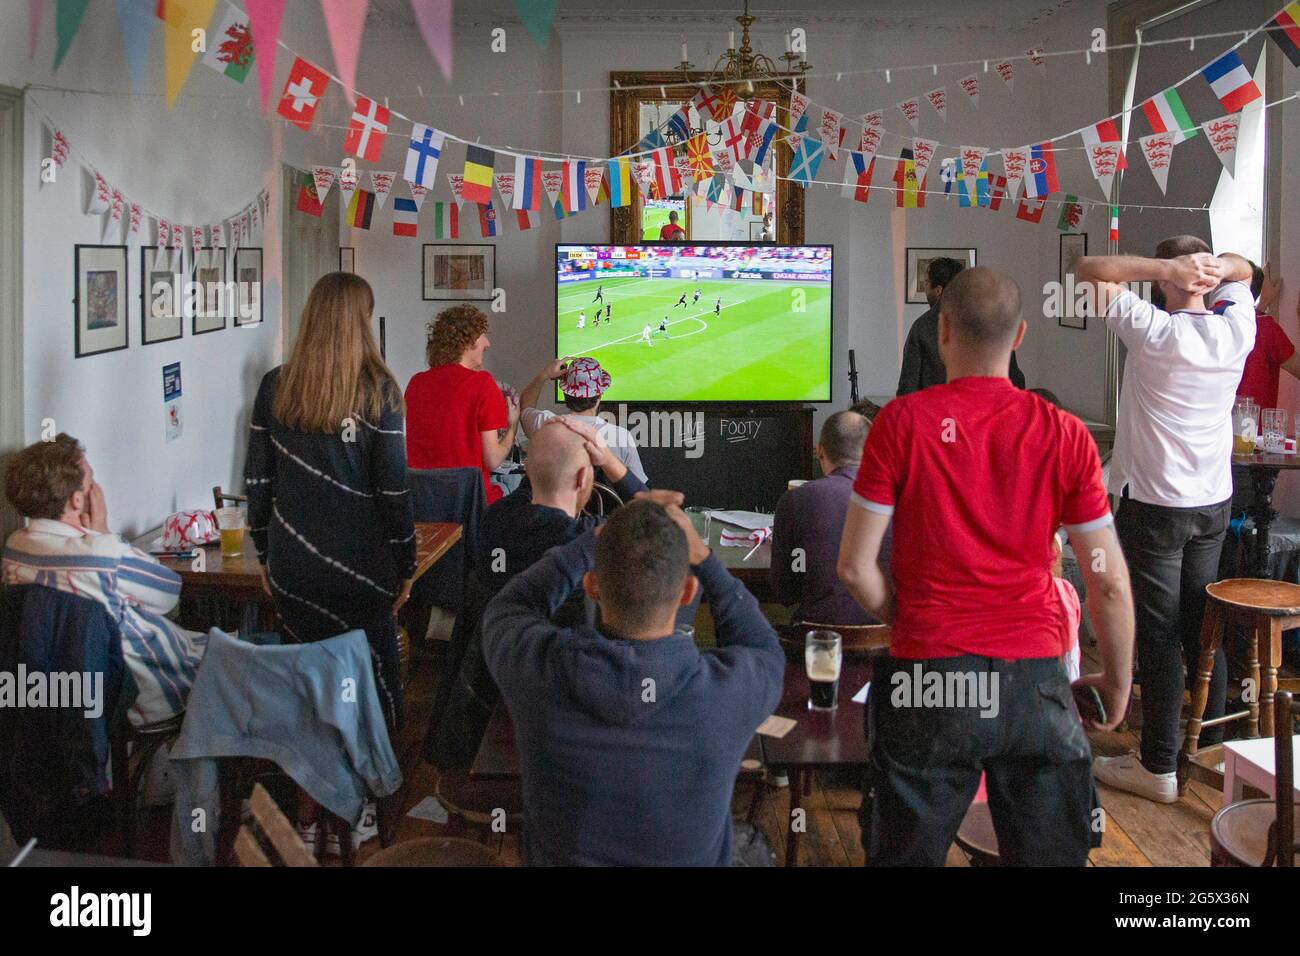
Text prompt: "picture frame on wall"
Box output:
[[234, 247, 264, 327], [140, 246, 183, 346], [74, 244, 129, 358], [422, 244, 495, 301], [1059, 233, 1088, 330], [340, 247, 355, 273], [748, 221, 766, 241], [191, 247, 227, 335], [904, 247, 977, 305]]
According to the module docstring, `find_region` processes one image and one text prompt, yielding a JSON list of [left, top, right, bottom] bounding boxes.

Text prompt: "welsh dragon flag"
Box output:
[[202, 3, 255, 84]]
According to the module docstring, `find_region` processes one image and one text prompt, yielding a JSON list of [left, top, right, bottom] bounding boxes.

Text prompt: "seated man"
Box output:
[[518, 356, 646, 483], [483, 498, 784, 865], [2, 434, 204, 726], [839, 267, 1133, 866], [771, 410, 890, 626]]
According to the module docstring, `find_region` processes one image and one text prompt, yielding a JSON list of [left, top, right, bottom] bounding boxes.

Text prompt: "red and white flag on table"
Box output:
[[841, 150, 874, 203], [1001, 146, 1029, 200], [1139, 131, 1175, 195], [447, 173, 465, 207], [858, 111, 884, 157], [818, 108, 843, 160], [789, 91, 811, 128], [1026, 48, 1047, 74], [584, 166, 605, 205], [994, 60, 1014, 89], [540, 169, 564, 208], [277, 57, 330, 131], [311, 165, 336, 203], [960, 146, 988, 201], [409, 182, 430, 211], [369, 170, 395, 210], [925, 87, 947, 122], [897, 97, 920, 132], [87, 171, 112, 215], [345, 96, 390, 163], [958, 74, 980, 109], [1202, 112, 1241, 177], [911, 137, 938, 183]]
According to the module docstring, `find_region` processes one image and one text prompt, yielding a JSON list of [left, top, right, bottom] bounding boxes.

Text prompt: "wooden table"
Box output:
[[1233, 452, 1300, 577], [132, 521, 462, 600], [704, 516, 773, 603], [760, 656, 873, 866]]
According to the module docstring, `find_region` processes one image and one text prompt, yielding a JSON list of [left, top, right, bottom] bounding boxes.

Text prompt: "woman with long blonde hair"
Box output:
[[245, 272, 415, 734]]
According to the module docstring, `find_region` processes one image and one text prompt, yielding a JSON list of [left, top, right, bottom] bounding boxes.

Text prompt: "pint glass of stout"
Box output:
[[805, 630, 842, 711]]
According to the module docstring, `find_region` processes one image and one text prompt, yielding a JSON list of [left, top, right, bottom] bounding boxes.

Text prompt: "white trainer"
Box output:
[[1093, 752, 1179, 804]]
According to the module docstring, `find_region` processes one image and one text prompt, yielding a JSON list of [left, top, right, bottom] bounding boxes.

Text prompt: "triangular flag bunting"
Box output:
[[897, 97, 920, 132], [202, 2, 255, 83], [246, 0, 287, 111], [958, 74, 979, 109], [311, 165, 336, 204], [447, 173, 465, 207], [494, 170, 516, 210], [369, 170, 395, 210], [320, 0, 368, 104], [1202, 112, 1241, 178], [410, 0, 452, 82], [584, 165, 604, 205], [53, 0, 90, 72], [1025, 48, 1047, 74], [1001, 146, 1028, 200], [959, 146, 988, 201], [818, 108, 843, 160], [409, 182, 429, 211], [161, 0, 217, 108], [858, 111, 883, 157], [512, 0, 556, 46], [925, 87, 947, 121], [911, 138, 938, 183], [115, 0, 155, 93], [994, 60, 1014, 89], [1139, 131, 1175, 194]]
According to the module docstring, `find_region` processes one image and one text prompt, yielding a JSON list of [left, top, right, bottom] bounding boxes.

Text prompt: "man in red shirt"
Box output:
[[838, 267, 1134, 866], [658, 210, 685, 242], [406, 305, 519, 504], [1236, 263, 1298, 411]]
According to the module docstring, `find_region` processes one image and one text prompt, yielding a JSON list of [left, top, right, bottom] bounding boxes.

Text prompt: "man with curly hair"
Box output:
[[406, 305, 520, 504]]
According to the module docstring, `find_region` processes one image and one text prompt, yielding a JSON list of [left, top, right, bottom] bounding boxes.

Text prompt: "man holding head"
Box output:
[[897, 256, 1026, 395], [1076, 239, 1255, 803], [482, 497, 784, 866], [771, 409, 890, 626], [839, 267, 1134, 866]]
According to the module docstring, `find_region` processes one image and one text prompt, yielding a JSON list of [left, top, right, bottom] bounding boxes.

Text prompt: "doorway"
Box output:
[[280, 165, 339, 353], [0, 86, 23, 541]]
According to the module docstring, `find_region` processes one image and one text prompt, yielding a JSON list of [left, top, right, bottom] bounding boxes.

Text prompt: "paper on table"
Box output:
[[851, 682, 870, 704], [405, 795, 449, 824], [708, 510, 774, 531], [757, 714, 797, 738]]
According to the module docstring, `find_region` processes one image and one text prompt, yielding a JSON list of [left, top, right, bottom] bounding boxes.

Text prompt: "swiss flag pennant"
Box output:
[[277, 57, 330, 131]]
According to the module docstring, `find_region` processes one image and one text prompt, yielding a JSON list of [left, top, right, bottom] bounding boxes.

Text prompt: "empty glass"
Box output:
[[1262, 408, 1288, 454]]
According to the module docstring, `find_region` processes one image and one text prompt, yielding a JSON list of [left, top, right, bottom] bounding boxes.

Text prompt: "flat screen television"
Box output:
[[555, 243, 833, 403]]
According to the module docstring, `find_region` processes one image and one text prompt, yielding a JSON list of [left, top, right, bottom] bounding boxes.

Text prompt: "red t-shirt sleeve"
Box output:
[[476, 373, 509, 432], [852, 404, 901, 512], [1267, 316, 1296, 365], [1060, 416, 1111, 530]]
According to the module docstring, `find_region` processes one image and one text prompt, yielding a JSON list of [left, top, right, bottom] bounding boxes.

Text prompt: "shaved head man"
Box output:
[[526, 418, 599, 515], [840, 264, 1133, 866]]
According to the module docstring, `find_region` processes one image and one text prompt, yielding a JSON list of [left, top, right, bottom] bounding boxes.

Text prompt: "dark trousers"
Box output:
[[1115, 496, 1230, 775], [863, 655, 1094, 866]]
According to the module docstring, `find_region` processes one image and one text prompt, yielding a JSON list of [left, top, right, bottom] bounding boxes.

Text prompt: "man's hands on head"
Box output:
[[1166, 253, 1224, 295], [556, 416, 627, 483], [84, 482, 110, 534], [544, 356, 574, 380], [642, 492, 711, 565]]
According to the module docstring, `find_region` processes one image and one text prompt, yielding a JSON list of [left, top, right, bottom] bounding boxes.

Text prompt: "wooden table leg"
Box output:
[[1247, 618, 1263, 738], [1261, 618, 1282, 738], [784, 768, 803, 867]]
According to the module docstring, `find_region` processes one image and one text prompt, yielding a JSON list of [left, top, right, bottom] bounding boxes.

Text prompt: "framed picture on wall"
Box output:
[[422, 244, 495, 301], [140, 246, 183, 345], [74, 244, 129, 358], [748, 221, 767, 241], [234, 247, 264, 327], [191, 247, 227, 335], [1059, 233, 1088, 330], [340, 247, 355, 273], [904, 247, 976, 305]]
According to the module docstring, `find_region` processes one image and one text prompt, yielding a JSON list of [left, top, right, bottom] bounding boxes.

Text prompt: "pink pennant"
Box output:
[[246, 0, 288, 112], [29, 0, 43, 58], [320, 0, 369, 105], [410, 0, 453, 84]]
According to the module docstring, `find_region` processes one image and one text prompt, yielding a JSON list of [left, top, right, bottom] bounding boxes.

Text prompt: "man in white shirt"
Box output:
[[517, 356, 648, 483], [1076, 237, 1254, 803]]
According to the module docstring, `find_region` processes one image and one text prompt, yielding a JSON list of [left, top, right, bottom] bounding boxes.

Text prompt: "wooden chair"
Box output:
[[1209, 692, 1300, 867], [434, 768, 524, 845], [362, 836, 502, 867], [234, 782, 318, 867], [1182, 579, 1300, 789], [581, 481, 624, 518], [212, 486, 248, 513], [110, 713, 185, 856], [953, 802, 1000, 866]]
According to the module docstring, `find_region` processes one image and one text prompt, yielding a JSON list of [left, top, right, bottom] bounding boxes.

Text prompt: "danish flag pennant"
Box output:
[[958, 74, 980, 109], [345, 96, 390, 163], [276, 57, 330, 131]]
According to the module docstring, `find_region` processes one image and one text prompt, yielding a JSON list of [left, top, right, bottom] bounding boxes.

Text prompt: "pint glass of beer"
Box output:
[[805, 630, 842, 711], [215, 507, 245, 558]]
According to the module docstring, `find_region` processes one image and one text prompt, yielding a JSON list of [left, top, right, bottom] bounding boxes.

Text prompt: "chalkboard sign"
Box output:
[[629, 406, 816, 512]]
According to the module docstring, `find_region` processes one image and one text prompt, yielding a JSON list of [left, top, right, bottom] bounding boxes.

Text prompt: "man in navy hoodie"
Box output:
[[483, 498, 784, 866]]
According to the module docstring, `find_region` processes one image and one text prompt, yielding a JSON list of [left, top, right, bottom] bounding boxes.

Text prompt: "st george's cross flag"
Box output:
[[391, 196, 419, 237], [405, 125, 445, 189], [277, 57, 330, 131], [1269, 3, 1300, 67], [462, 146, 496, 205], [1142, 88, 1198, 144], [1200, 51, 1262, 113], [345, 96, 390, 163], [841, 150, 874, 203], [561, 160, 587, 213], [513, 155, 544, 211], [686, 132, 715, 181], [1022, 142, 1059, 198], [720, 115, 750, 164]]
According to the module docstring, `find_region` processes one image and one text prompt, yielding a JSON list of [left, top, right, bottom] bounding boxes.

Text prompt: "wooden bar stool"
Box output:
[[1183, 579, 1300, 784]]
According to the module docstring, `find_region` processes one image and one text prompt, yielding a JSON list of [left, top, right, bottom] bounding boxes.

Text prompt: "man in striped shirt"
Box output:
[[2, 434, 203, 726]]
